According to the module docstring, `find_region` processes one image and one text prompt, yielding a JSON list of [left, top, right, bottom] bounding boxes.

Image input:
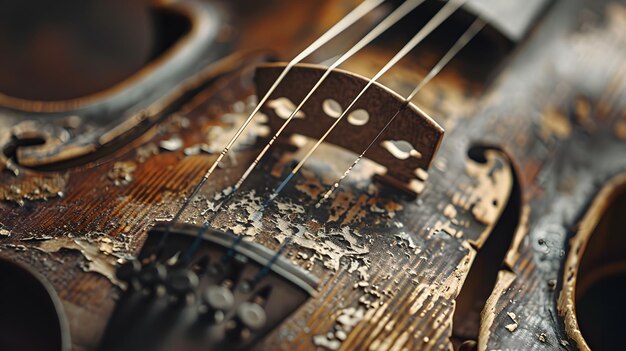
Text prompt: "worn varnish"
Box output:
[[0, 1, 625, 350]]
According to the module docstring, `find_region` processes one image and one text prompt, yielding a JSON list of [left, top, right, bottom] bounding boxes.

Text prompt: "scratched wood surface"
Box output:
[[0, 0, 625, 350]]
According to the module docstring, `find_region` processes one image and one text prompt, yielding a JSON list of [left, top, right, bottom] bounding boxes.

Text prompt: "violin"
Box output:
[[0, 0, 625, 350]]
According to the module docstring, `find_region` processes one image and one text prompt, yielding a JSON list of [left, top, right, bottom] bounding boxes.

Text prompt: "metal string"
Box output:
[[268, 0, 467, 204], [250, 3, 484, 279], [230, 0, 428, 194], [156, 0, 385, 250], [179, 2, 479, 273], [317, 17, 486, 206], [177, 0, 435, 260]]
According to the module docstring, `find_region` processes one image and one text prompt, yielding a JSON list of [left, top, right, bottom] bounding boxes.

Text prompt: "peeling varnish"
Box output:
[[443, 204, 457, 219], [214, 190, 265, 237], [0, 173, 68, 205], [205, 110, 269, 157], [557, 173, 626, 351], [478, 269, 516, 351], [107, 161, 137, 186], [540, 108, 572, 140], [35, 234, 131, 288], [210, 188, 372, 273], [464, 150, 513, 247], [316, 274, 397, 350], [313, 307, 366, 350], [158, 136, 183, 152], [372, 243, 475, 351], [504, 205, 530, 269], [329, 191, 355, 223], [384, 201, 403, 218], [295, 169, 325, 199], [0, 223, 10, 237], [341, 194, 372, 226], [135, 142, 160, 162], [429, 220, 461, 238], [476, 206, 531, 349], [504, 312, 518, 332], [277, 225, 369, 272], [394, 232, 420, 254]]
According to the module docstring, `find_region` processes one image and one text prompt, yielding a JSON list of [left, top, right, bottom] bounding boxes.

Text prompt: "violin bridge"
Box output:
[[254, 63, 444, 196]]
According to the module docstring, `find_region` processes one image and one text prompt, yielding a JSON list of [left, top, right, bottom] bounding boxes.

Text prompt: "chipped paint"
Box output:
[[540, 108, 572, 140], [463, 150, 513, 247], [36, 234, 131, 288], [295, 170, 324, 199], [504, 205, 530, 269], [0, 173, 68, 205], [429, 220, 459, 238], [205, 110, 269, 156], [341, 194, 371, 226], [505, 312, 518, 332], [277, 225, 369, 271], [329, 191, 355, 223], [107, 161, 137, 186], [0, 222, 10, 238], [313, 307, 366, 350], [183, 143, 214, 156], [159, 136, 183, 151], [395, 232, 420, 254], [135, 142, 160, 162], [443, 203, 457, 219]]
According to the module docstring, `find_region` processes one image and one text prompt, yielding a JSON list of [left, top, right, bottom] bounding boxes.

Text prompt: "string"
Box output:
[[317, 17, 486, 206], [176, 0, 431, 261], [178, 4, 485, 290], [180, 2, 477, 275], [268, 0, 466, 204], [255, 14, 484, 278], [156, 0, 385, 250], [231, 0, 428, 194], [251, 5, 484, 280]]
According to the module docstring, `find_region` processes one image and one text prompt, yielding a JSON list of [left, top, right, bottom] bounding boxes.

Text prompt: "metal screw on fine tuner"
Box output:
[[237, 303, 267, 330], [227, 302, 267, 339], [99, 224, 319, 350], [116, 259, 142, 288], [138, 263, 167, 291], [202, 285, 235, 322], [165, 269, 199, 301]]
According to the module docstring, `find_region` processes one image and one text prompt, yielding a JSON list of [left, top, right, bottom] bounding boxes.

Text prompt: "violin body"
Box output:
[[0, 0, 625, 350]]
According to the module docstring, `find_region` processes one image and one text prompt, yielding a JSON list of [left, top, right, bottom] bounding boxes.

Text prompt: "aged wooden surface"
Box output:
[[477, 1, 626, 349], [0, 0, 625, 350]]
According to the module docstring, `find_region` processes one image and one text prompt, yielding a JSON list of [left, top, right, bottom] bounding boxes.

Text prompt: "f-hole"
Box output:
[[451, 145, 521, 349], [2, 134, 46, 165], [575, 182, 626, 351]]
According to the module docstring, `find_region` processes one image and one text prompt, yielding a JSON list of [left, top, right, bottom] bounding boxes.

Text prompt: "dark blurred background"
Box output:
[[0, 0, 154, 101]]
